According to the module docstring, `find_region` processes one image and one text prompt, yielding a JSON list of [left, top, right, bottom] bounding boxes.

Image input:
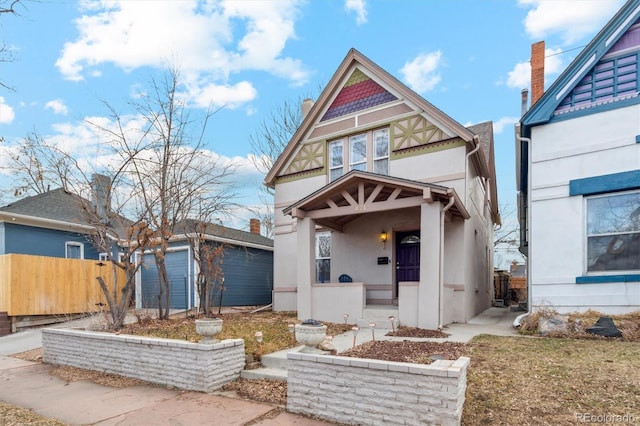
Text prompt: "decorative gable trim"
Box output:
[[522, 1, 640, 131], [390, 114, 450, 151], [321, 69, 397, 122], [282, 141, 325, 176], [265, 48, 476, 187]]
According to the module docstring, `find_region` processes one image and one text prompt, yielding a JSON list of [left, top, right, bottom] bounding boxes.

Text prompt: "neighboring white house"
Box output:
[[265, 48, 500, 330], [517, 0, 640, 314]]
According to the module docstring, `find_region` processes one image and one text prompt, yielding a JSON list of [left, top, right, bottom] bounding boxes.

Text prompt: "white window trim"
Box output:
[[328, 127, 390, 181], [65, 241, 85, 259], [584, 189, 640, 275], [328, 139, 344, 182]]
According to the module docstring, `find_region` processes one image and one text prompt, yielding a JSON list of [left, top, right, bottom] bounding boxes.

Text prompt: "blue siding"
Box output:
[[1, 223, 100, 259], [0, 223, 5, 255], [569, 170, 640, 196], [214, 245, 273, 307], [141, 250, 191, 309]]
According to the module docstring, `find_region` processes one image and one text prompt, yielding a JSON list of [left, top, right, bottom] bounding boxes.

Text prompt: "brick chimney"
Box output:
[[249, 218, 261, 235], [530, 41, 545, 106], [301, 98, 314, 119]]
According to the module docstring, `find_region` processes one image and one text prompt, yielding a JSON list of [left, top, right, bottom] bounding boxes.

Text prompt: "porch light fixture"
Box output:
[[379, 231, 388, 248]]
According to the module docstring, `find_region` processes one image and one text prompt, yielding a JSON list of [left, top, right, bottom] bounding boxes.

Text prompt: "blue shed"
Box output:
[[138, 219, 273, 310]]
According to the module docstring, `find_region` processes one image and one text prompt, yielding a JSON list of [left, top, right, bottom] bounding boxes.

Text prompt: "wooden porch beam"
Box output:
[[388, 187, 402, 201], [304, 195, 424, 219], [341, 190, 358, 208]]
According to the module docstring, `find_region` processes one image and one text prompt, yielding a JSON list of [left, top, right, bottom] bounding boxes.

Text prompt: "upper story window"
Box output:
[[329, 140, 343, 182], [66, 242, 84, 259], [328, 127, 389, 181], [586, 190, 640, 272]]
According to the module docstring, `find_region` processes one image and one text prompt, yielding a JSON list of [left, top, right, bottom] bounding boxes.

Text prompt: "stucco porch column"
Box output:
[[296, 216, 315, 320], [418, 201, 441, 329]]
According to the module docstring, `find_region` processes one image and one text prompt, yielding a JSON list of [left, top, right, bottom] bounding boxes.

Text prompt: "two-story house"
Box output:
[[266, 49, 499, 329], [517, 0, 640, 314]]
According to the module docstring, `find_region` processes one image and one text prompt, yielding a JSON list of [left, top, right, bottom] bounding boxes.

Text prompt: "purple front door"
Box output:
[[396, 231, 421, 295]]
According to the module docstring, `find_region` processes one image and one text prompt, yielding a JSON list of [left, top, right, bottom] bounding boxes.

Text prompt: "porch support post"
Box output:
[[296, 217, 315, 320], [418, 201, 441, 329]]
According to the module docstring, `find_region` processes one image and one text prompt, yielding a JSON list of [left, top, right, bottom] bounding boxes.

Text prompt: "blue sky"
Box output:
[[0, 0, 627, 263]]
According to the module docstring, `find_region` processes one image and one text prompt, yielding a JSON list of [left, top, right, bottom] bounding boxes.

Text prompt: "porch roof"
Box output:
[[283, 170, 469, 231]]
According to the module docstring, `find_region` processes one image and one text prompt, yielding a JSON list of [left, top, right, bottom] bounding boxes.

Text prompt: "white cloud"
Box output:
[[493, 116, 519, 134], [345, 0, 367, 25], [506, 47, 564, 89], [520, 0, 624, 44], [0, 97, 16, 124], [56, 0, 308, 105], [400, 51, 443, 94], [45, 99, 69, 115]]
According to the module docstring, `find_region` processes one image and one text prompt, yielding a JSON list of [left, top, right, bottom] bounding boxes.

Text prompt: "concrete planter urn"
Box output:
[[295, 320, 327, 353], [195, 318, 223, 343]]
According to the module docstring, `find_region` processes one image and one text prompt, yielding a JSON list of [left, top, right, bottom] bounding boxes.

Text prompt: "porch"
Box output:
[[284, 171, 469, 330]]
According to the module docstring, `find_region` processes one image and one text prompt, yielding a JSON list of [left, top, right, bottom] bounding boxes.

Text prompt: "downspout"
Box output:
[[439, 190, 456, 329], [516, 134, 532, 313]]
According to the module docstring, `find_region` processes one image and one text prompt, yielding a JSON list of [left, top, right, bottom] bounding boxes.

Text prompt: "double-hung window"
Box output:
[[315, 232, 331, 283], [328, 127, 389, 181], [329, 140, 344, 181], [349, 134, 367, 171], [586, 190, 640, 272], [373, 128, 389, 174]]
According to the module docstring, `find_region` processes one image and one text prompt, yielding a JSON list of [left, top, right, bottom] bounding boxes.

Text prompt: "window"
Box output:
[[328, 127, 389, 180], [65, 242, 84, 259], [349, 134, 367, 171], [315, 232, 331, 283], [99, 253, 109, 262], [586, 191, 640, 272], [373, 128, 389, 175], [329, 140, 344, 181]]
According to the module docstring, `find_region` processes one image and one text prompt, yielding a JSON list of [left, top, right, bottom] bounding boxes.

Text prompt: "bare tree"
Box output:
[[0, 131, 74, 197], [89, 68, 237, 320], [248, 93, 318, 238], [1, 0, 24, 91], [494, 202, 525, 269], [181, 219, 226, 317]]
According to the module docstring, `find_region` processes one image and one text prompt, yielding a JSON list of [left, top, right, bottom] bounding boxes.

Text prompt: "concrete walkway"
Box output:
[[0, 307, 520, 425]]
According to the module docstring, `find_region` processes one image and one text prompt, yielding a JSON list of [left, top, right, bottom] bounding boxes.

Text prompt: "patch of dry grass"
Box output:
[[0, 402, 66, 426], [519, 309, 640, 341], [120, 311, 353, 361], [463, 335, 640, 425]]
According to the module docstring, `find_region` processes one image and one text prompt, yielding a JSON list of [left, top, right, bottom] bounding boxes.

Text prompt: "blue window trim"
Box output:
[[569, 170, 640, 196], [636, 135, 640, 143], [576, 274, 640, 284]]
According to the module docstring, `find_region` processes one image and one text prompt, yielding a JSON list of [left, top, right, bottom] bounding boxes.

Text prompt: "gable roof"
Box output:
[[173, 218, 274, 250], [283, 170, 470, 232], [521, 0, 640, 132], [0, 189, 98, 233], [265, 48, 480, 186]]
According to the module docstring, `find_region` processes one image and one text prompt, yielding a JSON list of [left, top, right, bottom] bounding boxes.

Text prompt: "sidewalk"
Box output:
[[0, 307, 520, 425]]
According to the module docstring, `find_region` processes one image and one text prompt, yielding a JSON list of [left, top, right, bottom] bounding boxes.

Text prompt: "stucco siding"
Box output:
[[529, 104, 640, 313], [391, 146, 466, 194]]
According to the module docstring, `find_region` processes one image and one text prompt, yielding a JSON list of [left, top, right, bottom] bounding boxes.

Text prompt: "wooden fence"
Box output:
[[0, 254, 126, 316]]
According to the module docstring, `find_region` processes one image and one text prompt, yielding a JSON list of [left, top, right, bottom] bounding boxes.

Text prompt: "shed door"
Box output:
[[140, 250, 190, 309]]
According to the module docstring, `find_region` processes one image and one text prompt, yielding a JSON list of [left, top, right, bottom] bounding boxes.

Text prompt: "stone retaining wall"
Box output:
[[42, 328, 245, 392], [287, 352, 469, 426]]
